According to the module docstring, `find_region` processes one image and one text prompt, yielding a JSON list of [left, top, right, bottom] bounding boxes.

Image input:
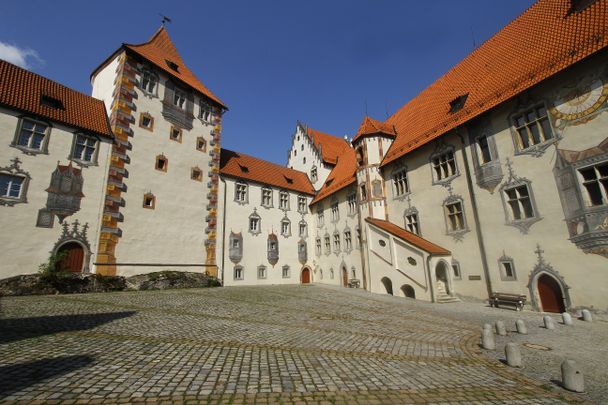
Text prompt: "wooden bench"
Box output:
[[348, 279, 360, 288], [490, 292, 527, 311]]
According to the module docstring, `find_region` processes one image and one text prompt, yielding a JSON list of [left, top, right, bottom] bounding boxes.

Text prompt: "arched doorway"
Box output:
[[57, 242, 84, 273], [342, 266, 348, 287], [435, 261, 450, 296], [401, 284, 415, 299], [538, 274, 565, 313], [301, 267, 311, 284], [380, 277, 393, 295]]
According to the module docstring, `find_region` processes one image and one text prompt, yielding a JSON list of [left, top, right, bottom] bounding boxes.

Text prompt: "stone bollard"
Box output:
[[515, 319, 527, 334], [495, 320, 507, 336], [543, 315, 555, 330], [481, 327, 495, 350], [483, 323, 493, 333], [561, 359, 584, 392], [581, 309, 593, 322], [505, 343, 522, 367], [562, 312, 573, 326]]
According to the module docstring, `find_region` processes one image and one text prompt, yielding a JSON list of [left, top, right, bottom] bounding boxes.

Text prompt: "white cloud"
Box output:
[[0, 41, 43, 69]]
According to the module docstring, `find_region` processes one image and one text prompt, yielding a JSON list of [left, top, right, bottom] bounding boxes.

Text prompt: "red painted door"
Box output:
[[301, 268, 310, 284], [58, 242, 84, 273], [538, 274, 565, 313]]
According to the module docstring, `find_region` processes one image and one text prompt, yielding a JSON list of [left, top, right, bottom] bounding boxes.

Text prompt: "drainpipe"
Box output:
[[220, 177, 228, 285], [455, 127, 493, 299]]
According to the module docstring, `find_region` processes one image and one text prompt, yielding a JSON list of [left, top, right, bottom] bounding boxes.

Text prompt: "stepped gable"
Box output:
[[0, 60, 112, 139], [381, 0, 608, 167], [311, 147, 356, 205], [93, 27, 226, 109], [366, 217, 450, 255], [220, 148, 315, 195], [352, 115, 396, 143], [306, 126, 350, 165]]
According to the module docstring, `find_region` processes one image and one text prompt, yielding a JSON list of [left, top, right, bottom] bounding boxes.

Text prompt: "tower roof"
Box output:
[[93, 27, 226, 109], [381, 0, 608, 168], [352, 116, 396, 143]]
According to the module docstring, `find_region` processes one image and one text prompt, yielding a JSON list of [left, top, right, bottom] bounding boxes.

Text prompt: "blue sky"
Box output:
[[1, 0, 533, 165]]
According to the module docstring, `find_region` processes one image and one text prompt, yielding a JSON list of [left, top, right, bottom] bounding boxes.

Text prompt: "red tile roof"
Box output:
[[352, 116, 396, 143], [220, 148, 315, 195], [305, 126, 350, 165], [366, 217, 450, 255], [381, 0, 608, 168], [93, 27, 226, 109], [0, 60, 113, 139], [311, 147, 357, 205]]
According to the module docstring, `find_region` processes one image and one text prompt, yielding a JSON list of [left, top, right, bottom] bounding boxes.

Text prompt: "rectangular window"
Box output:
[[200, 102, 213, 123], [139, 113, 154, 131], [282, 266, 290, 278], [579, 163, 608, 206], [257, 266, 267, 279], [279, 191, 289, 210], [235, 183, 248, 203], [0, 174, 24, 198], [445, 201, 465, 232], [333, 233, 341, 252], [281, 220, 290, 236], [344, 230, 352, 250], [317, 207, 324, 226], [316, 237, 322, 256], [191, 167, 203, 181], [16, 118, 48, 151], [324, 236, 331, 254], [261, 188, 273, 207], [141, 70, 157, 94], [512, 105, 553, 150], [234, 266, 244, 280], [249, 217, 259, 232], [156, 155, 168, 172], [476, 135, 492, 164], [299, 222, 307, 237], [331, 202, 339, 221], [499, 259, 517, 281], [393, 169, 409, 196], [432, 151, 457, 181], [72, 134, 97, 164], [347, 193, 357, 215], [311, 167, 318, 182], [170, 126, 182, 143], [173, 88, 186, 109], [143, 193, 155, 209], [405, 213, 420, 235], [504, 185, 534, 220], [298, 196, 307, 213]]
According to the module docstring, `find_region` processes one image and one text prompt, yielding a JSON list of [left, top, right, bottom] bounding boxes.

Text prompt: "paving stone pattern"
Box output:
[[0, 285, 583, 404]]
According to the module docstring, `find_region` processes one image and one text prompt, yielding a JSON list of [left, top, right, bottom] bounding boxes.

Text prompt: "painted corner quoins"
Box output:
[[204, 109, 223, 276]]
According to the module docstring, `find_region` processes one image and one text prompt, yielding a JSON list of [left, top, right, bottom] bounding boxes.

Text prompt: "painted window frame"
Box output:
[[330, 201, 339, 222], [297, 195, 307, 214], [69, 133, 100, 167], [281, 217, 291, 237], [279, 190, 290, 211], [311, 166, 318, 183], [510, 102, 556, 156], [347, 192, 357, 216], [392, 166, 410, 198], [344, 228, 352, 252], [282, 265, 290, 279], [173, 86, 187, 110], [299, 220, 308, 238], [443, 196, 469, 238], [261, 187, 273, 208], [577, 161, 608, 207], [199, 100, 214, 124], [142, 192, 156, 209], [317, 204, 325, 227], [257, 265, 267, 280], [235, 181, 248, 204], [499, 178, 541, 233], [430, 145, 459, 185], [155, 154, 168, 172], [404, 207, 420, 235], [191, 166, 203, 182], [333, 231, 341, 253], [12, 116, 51, 155], [248, 210, 261, 235], [234, 265, 244, 280], [139, 112, 154, 132], [315, 237, 322, 256], [498, 254, 517, 281], [140, 69, 159, 96], [324, 234, 331, 255], [196, 136, 207, 152]]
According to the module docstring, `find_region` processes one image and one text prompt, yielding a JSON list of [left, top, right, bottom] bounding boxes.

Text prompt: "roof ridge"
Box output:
[[221, 148, 309, 177]]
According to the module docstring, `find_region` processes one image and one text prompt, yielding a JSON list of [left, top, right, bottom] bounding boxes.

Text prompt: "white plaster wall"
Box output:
[[92, 59, 217, 276], [91, 54, 121, 113], [311, 186, 362, 287], [0, 108, 111, 278], [220, 177, 313, 286], [287, 124, 333, 190]]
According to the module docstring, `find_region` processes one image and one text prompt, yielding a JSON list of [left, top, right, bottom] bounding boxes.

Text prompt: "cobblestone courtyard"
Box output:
[[0, 285, 602, 404]]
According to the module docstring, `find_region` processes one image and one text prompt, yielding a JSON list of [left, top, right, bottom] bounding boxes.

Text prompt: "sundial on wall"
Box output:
[[552, 75, 608, 122]]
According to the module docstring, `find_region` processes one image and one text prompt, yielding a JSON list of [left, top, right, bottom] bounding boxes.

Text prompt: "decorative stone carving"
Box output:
[[498, 159, 542, 234], [42, 162, 85, 224], [526, 244, 572, 312], [229, 232, 243, 264], [52, 219, 92, 273], [0, 157, 31, 207]]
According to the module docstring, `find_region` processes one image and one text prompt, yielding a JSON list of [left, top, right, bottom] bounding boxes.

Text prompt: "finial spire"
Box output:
[[160, 14, 172, 26]]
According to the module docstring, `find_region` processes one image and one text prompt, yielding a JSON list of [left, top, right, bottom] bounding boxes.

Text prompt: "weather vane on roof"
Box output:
[[159, 14, 172, 26]]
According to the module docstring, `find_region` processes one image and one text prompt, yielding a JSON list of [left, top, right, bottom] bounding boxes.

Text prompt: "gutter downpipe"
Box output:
[[220, 177, 228, 285], [456, 127, 493, 299]]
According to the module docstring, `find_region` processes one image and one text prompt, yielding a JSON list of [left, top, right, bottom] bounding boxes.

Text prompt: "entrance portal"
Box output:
[[342, 267, 348, 287], [435, 261, 449, 295], [57, 242, 84, 273], [538, 274, 565, 313], [301, 267, 311, 284]]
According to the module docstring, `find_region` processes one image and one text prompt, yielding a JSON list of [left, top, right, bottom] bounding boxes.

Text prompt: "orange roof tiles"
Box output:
[[366, 217, 450, 255], [0, 60, 113, 139], [94, 27, 226, 109], [311, 147, 357, 205], [220, 148, 315, 195], [306, 126, 350, 165], [381, 0, 608, 168], [352, 115, 396, 143]]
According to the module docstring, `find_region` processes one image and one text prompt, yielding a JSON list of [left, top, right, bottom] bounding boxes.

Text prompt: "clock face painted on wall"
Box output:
[[553, 76, 608, 121]]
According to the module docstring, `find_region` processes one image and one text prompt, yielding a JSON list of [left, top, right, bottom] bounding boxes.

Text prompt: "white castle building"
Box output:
[[1, 0, 607, 314]]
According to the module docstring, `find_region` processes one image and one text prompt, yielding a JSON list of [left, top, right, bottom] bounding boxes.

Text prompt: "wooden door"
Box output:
[[342, 267, 348, 287], [57, 242, 84, 273], [538, 274, 565, 313], [301, 268, 310, 284]]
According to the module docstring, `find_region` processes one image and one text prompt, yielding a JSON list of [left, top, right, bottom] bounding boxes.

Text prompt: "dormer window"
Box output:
[[449, 94, 468, 113], [40, 95, 64, 110], [166, 60, 179, 72]]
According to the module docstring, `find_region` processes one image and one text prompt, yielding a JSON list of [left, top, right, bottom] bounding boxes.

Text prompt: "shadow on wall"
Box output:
[[0, 311, 136, 344], [0, 355, 95, 398]]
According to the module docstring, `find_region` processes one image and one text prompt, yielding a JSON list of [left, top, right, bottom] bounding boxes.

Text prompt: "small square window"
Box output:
[[191, 167, 203, 181], [156, 155, 168, 172], [139, 113, 154, 131], [170, 127, 182, 143], [196, 137, 207, 152], [498, 257, 517, 281], [143, 193, 156, 209]]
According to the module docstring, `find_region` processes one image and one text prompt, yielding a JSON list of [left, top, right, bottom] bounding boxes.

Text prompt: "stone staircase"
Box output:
[[436, 281, 461, 303]]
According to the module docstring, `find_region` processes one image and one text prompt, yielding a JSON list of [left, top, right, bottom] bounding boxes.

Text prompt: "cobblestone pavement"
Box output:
[[0, 285, 594, 404]]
